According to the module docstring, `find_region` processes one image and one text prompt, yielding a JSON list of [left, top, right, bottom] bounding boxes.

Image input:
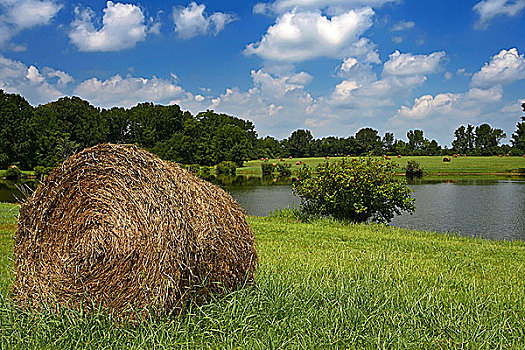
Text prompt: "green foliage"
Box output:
[[5, 166, 22, 181], [293, 156, 415, 223], [287, 129, 313, 157], [216, 161, 237, 175], [404, 160, 423, 178], [33, 166, 54, 179], [261, 162, 274, 175], [276, 162, 291, 176]]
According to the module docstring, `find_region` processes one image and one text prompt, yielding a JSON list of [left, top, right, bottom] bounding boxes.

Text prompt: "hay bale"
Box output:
[[14, 144, 257, 316], [443, 156, 451, 162]]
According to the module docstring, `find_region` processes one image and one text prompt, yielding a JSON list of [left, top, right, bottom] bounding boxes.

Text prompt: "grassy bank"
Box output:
[[1, 203, 524, 348], [237, 156, 525, 177]]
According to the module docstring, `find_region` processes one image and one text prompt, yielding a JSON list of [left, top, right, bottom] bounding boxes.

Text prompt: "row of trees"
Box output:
[[1, 90, 524, 170], [0, 91, 256, 169]]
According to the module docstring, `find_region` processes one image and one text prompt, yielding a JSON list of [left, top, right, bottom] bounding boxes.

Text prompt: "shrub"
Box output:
[[34, 166, 54, 180], [276, 163, 291, 176], [5, 165, 22, 181], [404, 160, 423, 178], [261, 162, 274, 175], [293, 156, 415, 223], [198, 166, 213, 179], [216, 161, 237, 175], [188, 164, 201, 174]]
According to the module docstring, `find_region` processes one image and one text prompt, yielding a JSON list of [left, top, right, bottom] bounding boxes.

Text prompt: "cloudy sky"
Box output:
[[0, 0, 524, 145]]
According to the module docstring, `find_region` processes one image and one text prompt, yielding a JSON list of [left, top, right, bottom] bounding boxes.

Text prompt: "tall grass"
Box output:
[[1, 204, 525, 348]]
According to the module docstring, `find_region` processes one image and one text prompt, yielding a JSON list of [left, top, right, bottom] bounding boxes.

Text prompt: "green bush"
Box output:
[[188, 164, 201, 174], [5, 165, 22, 181], [261, 162, 275, 175], [216, 161, 237, 175], [404, 160, 423, 178], [276, 163, 291, 176], [33, 166, 54, 179], [293, 156, 415, 223]]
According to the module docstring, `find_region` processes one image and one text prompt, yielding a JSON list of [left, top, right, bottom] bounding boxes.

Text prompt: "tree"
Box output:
[[407, 129, 425, 154], [293, 157, 415, 223], [355, 128, 381, 154], [475, 123, 506, 155], [382, 132, 395, 154], [511, 102, 525, 152], [287, 129, 313, 157], [0, 91, 34, 169]]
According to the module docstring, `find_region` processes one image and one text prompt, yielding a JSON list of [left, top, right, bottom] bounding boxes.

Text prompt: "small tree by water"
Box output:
[[293, 157, 415, 223]]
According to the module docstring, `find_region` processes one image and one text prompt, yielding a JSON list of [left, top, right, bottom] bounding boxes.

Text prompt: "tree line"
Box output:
[[1, 90, 524, 170]]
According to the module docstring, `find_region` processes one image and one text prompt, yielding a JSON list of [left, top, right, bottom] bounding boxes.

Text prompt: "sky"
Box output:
[[0, 0, 524, 145]]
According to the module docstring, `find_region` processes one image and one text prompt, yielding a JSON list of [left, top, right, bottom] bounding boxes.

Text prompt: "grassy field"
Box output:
[[1, 204, 525, 348], [237, 156, 525, 177]]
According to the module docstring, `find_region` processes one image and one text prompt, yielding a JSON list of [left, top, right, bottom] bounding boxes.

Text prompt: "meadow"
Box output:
[[1, 203, 524, 348], [237, 156, 525, 177]]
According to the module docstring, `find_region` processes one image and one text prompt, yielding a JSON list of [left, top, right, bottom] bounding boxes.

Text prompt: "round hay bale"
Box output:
[[443, 156, 451, 162], [14, 144, 257, 316]]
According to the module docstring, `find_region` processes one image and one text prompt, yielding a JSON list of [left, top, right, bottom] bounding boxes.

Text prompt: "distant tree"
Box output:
[[511, 102, 525, 152], [407, 130, 426, 154], [453, 124, 476, 153], [0, 91, 34, 169], [255, 136, 283, 159], [474, 123, 506, 155], [355, 128, 381, 154], [382, 132, 395, 154], [452, 125, 468, 153], [287, 129, 313, 157]]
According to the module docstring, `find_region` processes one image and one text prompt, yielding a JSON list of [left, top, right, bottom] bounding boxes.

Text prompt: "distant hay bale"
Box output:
[[14, 144, 257, 316], [443, 156, 451, 162]]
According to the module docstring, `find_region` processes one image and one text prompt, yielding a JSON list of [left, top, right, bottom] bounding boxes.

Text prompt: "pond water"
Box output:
[[223, 178, 525, 241], [2, 177, 524, 241]]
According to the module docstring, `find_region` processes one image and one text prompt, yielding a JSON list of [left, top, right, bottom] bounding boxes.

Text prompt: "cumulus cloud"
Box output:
[[471, 48, 525, 87], [253, 0, 394, 15], [0, 54, 66, 104], [173, 2, 237, 39], [474, 0, 525, 28], [245, 7, 378, 62], [389, 85, 504, 140], [74, 74, 186, 108], [383, 50, 446, 76], [0, 0, 61, 45], [69, 1, 148, 52]]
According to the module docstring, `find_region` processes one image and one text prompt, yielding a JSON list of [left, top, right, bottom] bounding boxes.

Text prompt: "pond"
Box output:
[[223, 178, 525, 241], [2, 177, 524, 241]]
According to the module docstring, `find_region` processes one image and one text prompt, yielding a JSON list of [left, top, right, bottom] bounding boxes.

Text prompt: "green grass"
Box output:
[[1, 204, 525, 348], [238, 156, 525, 177]]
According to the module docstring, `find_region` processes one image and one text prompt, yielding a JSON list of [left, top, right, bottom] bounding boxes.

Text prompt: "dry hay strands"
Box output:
[[14, 143, 257, 318]]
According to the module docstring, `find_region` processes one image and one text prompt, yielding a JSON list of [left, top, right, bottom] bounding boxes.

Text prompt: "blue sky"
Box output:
[[1, 0, 524, 145]]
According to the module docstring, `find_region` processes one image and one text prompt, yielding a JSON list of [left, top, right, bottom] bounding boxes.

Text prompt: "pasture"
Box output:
[[237, 156, 525, 177], [1, 204, 524, 348]]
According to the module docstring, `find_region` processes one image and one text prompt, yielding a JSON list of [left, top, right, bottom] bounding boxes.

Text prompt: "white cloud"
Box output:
[[340, 57, 358, 72], [471, 48, 525, 87], [173, 2, 237, 39], [253, 0, 394, 15], [74, 74, 185, 108], [474, 0, 525, 28], [391, 20, 414, 31], [390, 86, 504, 140], [383, 50, 446, 76], [69, 1, 148, 52], [0, 54, 65, 104], [245, 7, 377, 62], [0, 0, 61, 45]]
